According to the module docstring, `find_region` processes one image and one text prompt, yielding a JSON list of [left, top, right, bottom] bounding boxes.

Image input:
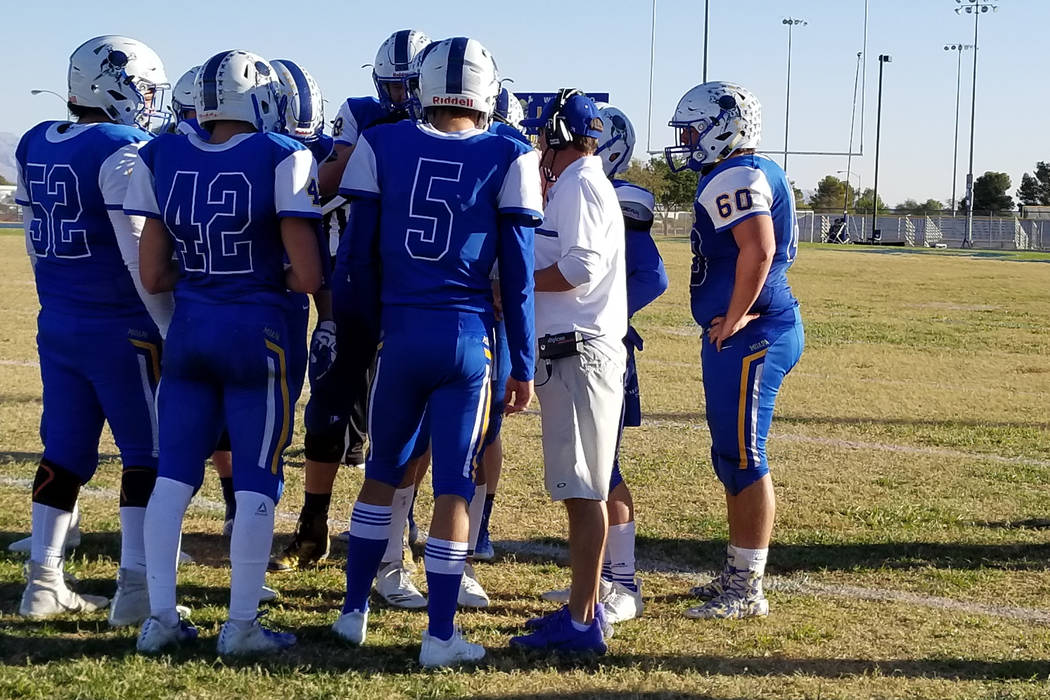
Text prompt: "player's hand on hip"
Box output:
[[504, 378, 534, 415], [309, 320, 338, 381], [707, 314, 759, 351]]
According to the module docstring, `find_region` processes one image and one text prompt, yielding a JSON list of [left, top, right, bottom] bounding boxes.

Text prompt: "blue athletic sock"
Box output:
[[478, 494, 495, 541], [424, 537, 468, 641], [342, 502, 392, 614]]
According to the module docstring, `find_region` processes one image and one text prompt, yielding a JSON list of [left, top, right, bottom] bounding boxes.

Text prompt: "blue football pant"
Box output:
[[364, 311, 491, 502], [157, 304, 294, 502], [701, 307, 804, 496], [482, 318, 510, 448], [36, 308, 161, 479]]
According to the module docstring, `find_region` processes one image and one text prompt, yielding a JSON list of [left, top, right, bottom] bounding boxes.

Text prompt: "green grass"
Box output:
[[1, 238, 1050, 699]]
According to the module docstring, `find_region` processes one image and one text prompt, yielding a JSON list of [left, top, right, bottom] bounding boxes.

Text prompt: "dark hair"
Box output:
[[572, 134, 598, 155], [424, 105, 484, 123], [67, 102, 107, 120]]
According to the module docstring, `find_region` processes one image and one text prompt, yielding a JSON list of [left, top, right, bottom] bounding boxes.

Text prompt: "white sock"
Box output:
[[69, 501, 81, 536], [727, 545, 768, 595], [467, 483, 487, 556], [144, 477, 194, 624], [382, 486, 414, 564], [605, 521, 637, 591], [31, 503, 73, 570], [229, 491, 275, 622], [119, 506, 147, 573]]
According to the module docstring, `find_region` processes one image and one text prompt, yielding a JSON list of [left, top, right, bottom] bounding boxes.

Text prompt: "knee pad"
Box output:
[[32, 459, 82, 511], [304, 426, 347, 463], [711, 446, 769, 496], [120, 466, 158, 508]]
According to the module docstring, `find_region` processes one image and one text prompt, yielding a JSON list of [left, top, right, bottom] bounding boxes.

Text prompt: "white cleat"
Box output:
[[419, 628, 486, 668], [109, 568, 151, 627], [217, 617, 297, 656], [540, 577, 612, 605], [259, 585, 278, 603], [457, 564, 489, 608], [601, 578, 645, 624], [136, 614, 199, 653], [375, 561, 427, 609], [331, 609, 368, 645], [19, 560, 109, 618]]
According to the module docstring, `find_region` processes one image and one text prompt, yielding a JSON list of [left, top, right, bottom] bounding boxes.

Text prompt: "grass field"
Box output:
[[1, 234, 1049, 699]]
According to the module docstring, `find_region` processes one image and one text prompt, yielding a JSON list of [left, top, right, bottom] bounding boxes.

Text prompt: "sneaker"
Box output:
[[136, 614, 199, 653], [217, 616, 297, 656], [259, 585, 278, 603], [375, 561, 427, 609], [526, 603, 613, 640], [109, 568, 150, 627], [19, 560, 109, 618], [457, 563, 489, 608], [332, 609, 368, 645], [601, 578, 644, 624], [540, 577, 612, 605], [419, 628, 486, 668], [268, 513, 330, 572], [685, 568, 769, 619], [472, 532, 495, 562], [511, 605, 607, 654], [690, 563, 730, 600]]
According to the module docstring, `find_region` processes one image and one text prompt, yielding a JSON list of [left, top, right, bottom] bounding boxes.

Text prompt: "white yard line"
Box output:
[[2, 474, 1049, 626]]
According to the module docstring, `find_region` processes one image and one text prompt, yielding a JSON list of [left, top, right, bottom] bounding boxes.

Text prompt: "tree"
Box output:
[[971, 171, 1014, 214], [0, 174, 12, 186], [895, 198, 921, 213], [1017, 162, 1050, 206], [808, 175, 854, 212], [916, 198, 944, 215], [853, 188, 887, 216], [893, 198, 943, 215], [790, 180, 807, 210], [661, 159, 699, 211], [620, 158, 668, 205]]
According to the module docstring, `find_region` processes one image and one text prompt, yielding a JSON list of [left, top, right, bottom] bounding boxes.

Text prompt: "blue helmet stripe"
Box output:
[[393, 30, 411, 71], [200, 51, 226, 111], [283, 61, 314, 125], [445, 37, 468, 96]]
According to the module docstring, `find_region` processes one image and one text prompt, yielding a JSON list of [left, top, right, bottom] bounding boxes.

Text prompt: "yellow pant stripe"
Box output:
[[129, 339, 161, 383], [737, 348, 768, 470], [265, 339, 290, 476]]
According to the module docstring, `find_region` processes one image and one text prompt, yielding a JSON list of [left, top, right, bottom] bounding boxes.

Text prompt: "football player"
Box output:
[[125, 49, 322, 654], [14, 35, 172, 624], [170, 66, 208, 138], [270, 31, 431, 587], [330, 37, 540, 667], [665, 82, 804, 619]]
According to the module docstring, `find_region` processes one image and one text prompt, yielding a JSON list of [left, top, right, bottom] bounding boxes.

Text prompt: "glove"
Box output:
[[309, 320, 337, 382]]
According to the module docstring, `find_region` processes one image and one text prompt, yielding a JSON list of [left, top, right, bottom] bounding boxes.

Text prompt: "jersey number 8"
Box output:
[[715, 189, 754, 219]]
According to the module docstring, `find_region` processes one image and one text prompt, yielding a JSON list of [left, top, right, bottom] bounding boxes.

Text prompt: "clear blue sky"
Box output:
[[4, 0, 1047, 206]]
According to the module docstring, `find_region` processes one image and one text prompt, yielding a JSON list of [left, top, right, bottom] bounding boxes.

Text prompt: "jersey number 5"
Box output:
[[164, 171, 253, 274], [405, 158, 463, 262], [26, 163, 89, 258]]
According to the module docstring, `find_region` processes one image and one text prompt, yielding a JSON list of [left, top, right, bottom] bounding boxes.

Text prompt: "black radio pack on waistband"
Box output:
[[538, 331, 586, 360]]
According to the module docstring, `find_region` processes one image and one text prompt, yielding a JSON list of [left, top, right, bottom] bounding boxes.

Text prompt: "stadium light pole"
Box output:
[[30, 89, 66, 104], [843, 51, 863, 219], [781, 17, 807, 173], [871, 54, 892, 242], [702, 0, 710, 82], [954, 0, 999, 248], [647, 0, 657, 154], [943, 43, 973, 215]]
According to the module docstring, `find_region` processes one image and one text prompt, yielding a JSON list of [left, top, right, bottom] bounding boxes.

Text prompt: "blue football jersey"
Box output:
[[489, 121, 531, 146], [14, 121, 153, 317], [340, 121, 542, 314], [124, 131, 322, 307], [175, 118, 210, 139], [689, 153, 799, 327], [332, 97, 388, 148]]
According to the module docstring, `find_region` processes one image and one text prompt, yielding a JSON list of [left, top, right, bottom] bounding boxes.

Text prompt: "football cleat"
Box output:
[[178, 550, 194, 565], [511, 605, 607, 655], [19, 561, 109, 618], [259, 585, 278, 603], [108, 568, 151, 627], [331, 609, 368, 645], [457, 563, 489, 608], [685, 568, 768, 619], [601, 578, 644, 625], [472, 531, 494, 562], [217, 616, 296, 656], [268, 513, 330, 572], [419, 628, 486, 668], [375, 561, 427, 609], [136, 614, 199, 653], [690, 565, 730, 601]]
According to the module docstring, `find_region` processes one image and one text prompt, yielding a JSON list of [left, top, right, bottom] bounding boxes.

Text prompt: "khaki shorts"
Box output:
[[535, 341, 626, 502]]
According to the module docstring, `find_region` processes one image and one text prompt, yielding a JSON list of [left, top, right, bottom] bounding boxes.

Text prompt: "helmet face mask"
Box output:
[[68, 35, 170, 132], [170, 66, 200, 122], [665, 82, 761, 173], [372, 29, 431, 115], [493, 87, 525, 133]]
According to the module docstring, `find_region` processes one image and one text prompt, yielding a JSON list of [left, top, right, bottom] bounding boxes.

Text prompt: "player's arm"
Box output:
[[275, 147, 324, 293], [139, 217, 179, 293], [497, 214, 536, 414], [281, 218, 322, 293], [318, 144, 353, 197], [14, 159, 37, 269], [535, 179, 607, 292], [626, 232, 669, 317], [708, 215, 774, 350]]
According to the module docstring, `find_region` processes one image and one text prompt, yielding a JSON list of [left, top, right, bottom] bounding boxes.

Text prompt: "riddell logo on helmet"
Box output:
[[432, 96, 475, 107]]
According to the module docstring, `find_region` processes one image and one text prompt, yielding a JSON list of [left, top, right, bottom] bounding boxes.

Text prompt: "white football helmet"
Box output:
[[67, 35, 169, 130], [194, 50, 283, 132], [418, 37, 499, 121], [665, 81, 761, 172], [271, 59, 324, 141], [494, 87, 525, 133], [373, 29, 431, 113], [595, 103, 636, 178], [171, 66, 200, 121]]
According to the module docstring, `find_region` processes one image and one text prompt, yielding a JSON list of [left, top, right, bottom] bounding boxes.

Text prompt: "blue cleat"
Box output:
[[511, 605, 608, 654]]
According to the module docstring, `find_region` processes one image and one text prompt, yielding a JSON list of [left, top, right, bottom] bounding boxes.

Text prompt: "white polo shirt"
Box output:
[[534, 155, 627, 358]]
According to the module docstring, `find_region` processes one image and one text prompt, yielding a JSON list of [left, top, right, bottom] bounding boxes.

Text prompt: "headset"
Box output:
[[542, 88, 583, 150]]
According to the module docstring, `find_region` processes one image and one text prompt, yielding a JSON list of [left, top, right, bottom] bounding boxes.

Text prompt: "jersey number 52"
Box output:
[[26, 163, 89, 258]]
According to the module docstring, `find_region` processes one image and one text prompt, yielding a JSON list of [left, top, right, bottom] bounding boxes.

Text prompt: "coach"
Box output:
[[511, 91, 626, 654]]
